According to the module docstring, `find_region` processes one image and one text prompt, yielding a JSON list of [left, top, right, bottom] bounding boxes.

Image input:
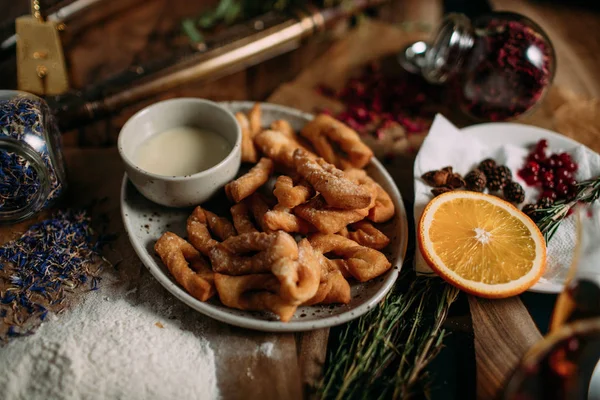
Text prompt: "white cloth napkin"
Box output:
[[412, 115, 600, 291]]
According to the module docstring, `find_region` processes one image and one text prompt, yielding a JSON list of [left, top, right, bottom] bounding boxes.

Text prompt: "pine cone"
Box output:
[[537, 197, 554, 209], [464, 169, 486, 192], [496, 165, 513, 183], [486, 165, 512, 191], [522, 203, 539, 220], [478, 158, 497, 178], [503, 181, 525, 203]]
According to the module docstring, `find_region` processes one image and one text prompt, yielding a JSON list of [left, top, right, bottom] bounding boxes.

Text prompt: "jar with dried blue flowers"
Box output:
[[0, 91, 66, 223]]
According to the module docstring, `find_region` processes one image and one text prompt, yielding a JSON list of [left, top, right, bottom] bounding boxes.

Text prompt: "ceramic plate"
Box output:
[[462, 122, 596, 294], [121, 102, 408, 332]]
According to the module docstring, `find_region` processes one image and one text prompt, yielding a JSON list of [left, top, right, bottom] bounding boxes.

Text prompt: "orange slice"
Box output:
[[418, 191, 546, 298]]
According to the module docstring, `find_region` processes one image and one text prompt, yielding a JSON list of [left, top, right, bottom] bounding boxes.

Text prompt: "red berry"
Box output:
[[555, 168, 571, 180], [519, 170, 539, 186], [556, 183, 569, 198], [546, 157, 557, 168], [558, 152, 572, 164], [525, 161, 540, 174], [541, 190, 557, 201], [565, 161, 578, 173], [529, 152, 546, 163], [354, 107, 368, 120], [527, 174, 540, 185], [544, 180, 555, 189], [536, 139, 548, 151], [542, 171, 554, 183], [567, 180, 578, 197]]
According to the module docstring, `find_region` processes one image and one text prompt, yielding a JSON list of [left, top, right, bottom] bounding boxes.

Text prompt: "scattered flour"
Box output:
[[0, 284, 219, 400], [258, 342, 275, 358]]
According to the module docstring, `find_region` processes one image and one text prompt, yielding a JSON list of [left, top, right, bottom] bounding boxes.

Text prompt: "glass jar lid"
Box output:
[[422, 13, 475, 84]]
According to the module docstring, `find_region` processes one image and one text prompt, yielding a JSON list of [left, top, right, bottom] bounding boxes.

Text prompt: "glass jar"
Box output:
[[505, 206, 600, 400], [404, 12, 556, 122], [0, 90, 66, 223], [503, 318, 600, 400]]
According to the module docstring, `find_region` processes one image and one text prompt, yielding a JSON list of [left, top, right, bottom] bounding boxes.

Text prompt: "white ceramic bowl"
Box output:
[[118, 98, 241, 207]]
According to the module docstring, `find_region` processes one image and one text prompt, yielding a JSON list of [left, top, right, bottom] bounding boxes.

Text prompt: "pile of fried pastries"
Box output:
[[154, 104, 397, 322]]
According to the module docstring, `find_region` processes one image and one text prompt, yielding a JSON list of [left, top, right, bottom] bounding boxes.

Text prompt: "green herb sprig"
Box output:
[[181, 0, 349, 44], [318, 273, 459, 400], [531, 176, 600, 242]]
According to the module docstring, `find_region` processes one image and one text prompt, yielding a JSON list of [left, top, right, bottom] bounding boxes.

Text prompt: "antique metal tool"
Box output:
[[16, 0, 69, 95], [48, 0, 387, 130]]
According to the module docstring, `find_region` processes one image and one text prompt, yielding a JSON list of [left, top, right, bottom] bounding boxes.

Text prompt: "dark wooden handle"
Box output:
[[468, 296, 543, 400]]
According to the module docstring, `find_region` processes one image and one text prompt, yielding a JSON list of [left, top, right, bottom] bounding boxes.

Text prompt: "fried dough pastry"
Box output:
[[293, 149, 373, 210], [219, 232, 290, 275], [272, 239, 321, 304], [204, 210, 237, 240], [326, 259, 352, 279], [216, 231, 319, 305], [273, 175, 315, 209], [187, 206, 265, 274], [264, 205, 316, 234], [214, 273, 297, 322], [344, 168, 395, 223], [339, 221, 390, 250], [294, 195, 369, 234], [254, 129, 315, 169], [300, 114, 373, 169], [270, 119, 295, 139], [309, 233, 391, 282], [303, 253, 351, 305], [225, 157, 274, 203], [230, 202, 258, 234], [235, 112, 258, 163], [247, 193, 272, 232], [319, 269, 352, 304], [187, 206, 219, 254], [220, 231, 297, 259], [155, 232, 215, 301], [249, 103, 262, 136]]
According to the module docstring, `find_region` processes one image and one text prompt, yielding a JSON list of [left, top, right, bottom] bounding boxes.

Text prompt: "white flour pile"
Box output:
[[0, 284, 219, 400], [259, 342, 274, 357]]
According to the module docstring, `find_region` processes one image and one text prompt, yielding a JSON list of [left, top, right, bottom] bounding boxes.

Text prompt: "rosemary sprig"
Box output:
[[318, 272, 459, 400], [530, 176, 600, 242]]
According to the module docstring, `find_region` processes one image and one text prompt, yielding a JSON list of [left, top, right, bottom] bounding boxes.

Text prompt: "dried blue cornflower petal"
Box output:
[[1, 292, 16, 304], [0, 209, 106, 341]]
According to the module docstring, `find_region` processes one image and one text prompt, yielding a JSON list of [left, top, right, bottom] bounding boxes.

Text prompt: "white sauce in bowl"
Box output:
[[135, 126, 231, 176]]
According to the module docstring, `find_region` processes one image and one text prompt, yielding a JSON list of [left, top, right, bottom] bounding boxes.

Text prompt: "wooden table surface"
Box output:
[[1, 1, 600, 399]]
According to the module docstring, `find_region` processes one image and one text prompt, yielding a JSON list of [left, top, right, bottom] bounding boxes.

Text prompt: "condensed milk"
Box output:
[[135, 126, 231, 176]]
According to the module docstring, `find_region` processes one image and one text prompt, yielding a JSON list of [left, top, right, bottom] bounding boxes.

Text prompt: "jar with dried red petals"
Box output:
[[420, 12, 556, 122]]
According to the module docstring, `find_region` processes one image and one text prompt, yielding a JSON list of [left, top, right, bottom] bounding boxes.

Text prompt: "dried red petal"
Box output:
[[315, 61, 442, 140]]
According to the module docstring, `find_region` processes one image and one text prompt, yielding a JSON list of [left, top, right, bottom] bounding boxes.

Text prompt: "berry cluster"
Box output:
[[517, 139, 578, 203]]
